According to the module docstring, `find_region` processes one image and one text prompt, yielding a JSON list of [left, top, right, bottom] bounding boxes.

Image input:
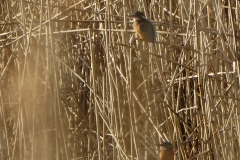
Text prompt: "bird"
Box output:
[[158, 142, 174, 160], [129, 11, 156, 46]]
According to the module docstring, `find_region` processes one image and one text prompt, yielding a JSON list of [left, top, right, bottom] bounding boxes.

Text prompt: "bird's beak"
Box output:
[[128, 14, 136, 18]]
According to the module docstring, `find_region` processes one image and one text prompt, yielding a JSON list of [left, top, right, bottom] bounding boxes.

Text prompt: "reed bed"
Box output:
[[0, 0, 240, 160]]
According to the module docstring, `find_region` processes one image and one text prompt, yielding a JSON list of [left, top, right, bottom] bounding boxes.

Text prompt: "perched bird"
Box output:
[[129, 11, 156, 46], [158, 142, 174, 160]]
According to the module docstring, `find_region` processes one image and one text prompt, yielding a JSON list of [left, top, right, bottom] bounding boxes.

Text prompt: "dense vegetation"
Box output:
[[0, 0, 239, 159]]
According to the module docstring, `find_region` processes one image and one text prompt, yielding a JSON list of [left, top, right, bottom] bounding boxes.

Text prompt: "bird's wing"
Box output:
[[139, 19, 156, 43]]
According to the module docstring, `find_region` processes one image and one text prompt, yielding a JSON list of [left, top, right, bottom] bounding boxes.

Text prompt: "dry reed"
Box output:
[[0, 0, 240, 160]]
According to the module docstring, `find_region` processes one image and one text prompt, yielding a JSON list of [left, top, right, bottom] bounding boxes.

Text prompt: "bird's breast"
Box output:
[[159, 149, 174, 160], [133, 21, 144, 38]]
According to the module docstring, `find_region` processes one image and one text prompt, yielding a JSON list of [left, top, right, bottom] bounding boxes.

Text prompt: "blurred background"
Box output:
[[0, 0, 240, 159]]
